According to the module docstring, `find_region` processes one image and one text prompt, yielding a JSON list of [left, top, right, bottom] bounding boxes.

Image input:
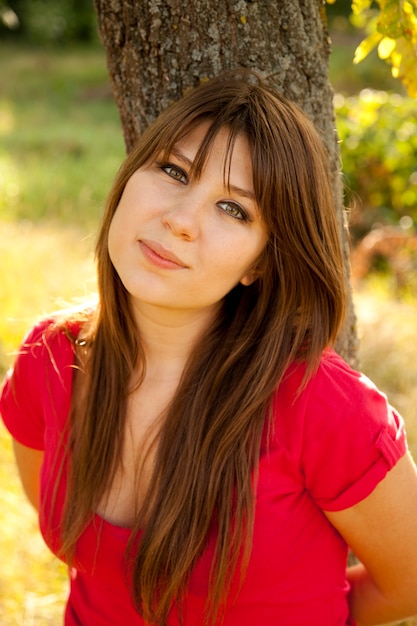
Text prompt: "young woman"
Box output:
[[1, 71, 417, 626]]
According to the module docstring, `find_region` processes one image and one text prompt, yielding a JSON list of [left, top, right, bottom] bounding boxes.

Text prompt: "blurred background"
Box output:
[[0, 1, 416, 624]]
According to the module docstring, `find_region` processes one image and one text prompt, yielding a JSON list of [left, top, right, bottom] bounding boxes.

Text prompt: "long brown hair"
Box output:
[[59, 71, 346, 625]]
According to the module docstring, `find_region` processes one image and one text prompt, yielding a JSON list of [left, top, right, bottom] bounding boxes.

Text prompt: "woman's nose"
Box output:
[[161, 198, 203, 241]]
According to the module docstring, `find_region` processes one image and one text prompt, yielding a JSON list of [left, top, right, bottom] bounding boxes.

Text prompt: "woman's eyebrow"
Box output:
[[170, 146, 255, 202], [227, 184, 255, 201], [170, 147, 193, 168]]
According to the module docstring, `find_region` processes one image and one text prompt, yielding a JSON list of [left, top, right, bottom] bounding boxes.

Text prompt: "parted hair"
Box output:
[[59, 71, 346, 625]]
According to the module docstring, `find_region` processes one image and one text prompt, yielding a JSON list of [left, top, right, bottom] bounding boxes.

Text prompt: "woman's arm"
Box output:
[[325, 451, 417, 626], [12, 439, 44, 511]]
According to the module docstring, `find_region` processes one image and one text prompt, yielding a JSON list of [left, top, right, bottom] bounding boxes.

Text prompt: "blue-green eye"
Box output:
[[218, 201, 248, 221], [161, 164, 188, 184]]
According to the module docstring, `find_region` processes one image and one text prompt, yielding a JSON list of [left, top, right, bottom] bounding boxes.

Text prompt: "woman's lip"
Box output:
[[139, 239, 188, 269]]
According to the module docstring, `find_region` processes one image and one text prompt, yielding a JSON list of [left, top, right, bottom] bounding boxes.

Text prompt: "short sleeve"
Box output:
[[300, 350, 407, 512], [0, 319, 75, 450]]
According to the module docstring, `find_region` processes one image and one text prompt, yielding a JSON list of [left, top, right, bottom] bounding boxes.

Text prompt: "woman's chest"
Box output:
[[54, 445, 348, 625], [95, 379, 178, 527]]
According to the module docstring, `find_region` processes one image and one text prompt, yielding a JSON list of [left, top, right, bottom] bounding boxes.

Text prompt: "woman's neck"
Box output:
[[130, 300, 219, 379]]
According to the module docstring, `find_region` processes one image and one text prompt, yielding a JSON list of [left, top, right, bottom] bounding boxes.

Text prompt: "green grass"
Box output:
[[0, 42, 416, 625], [0, 43, 125, 229]]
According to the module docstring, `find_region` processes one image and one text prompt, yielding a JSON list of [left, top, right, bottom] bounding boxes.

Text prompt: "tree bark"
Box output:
[[93, 0, 358, 365]]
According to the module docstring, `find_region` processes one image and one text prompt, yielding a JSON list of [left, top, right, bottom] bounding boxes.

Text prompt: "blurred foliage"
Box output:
[[327, 0, 417, 97], [352, 0, 417, 97], [0, 0, 98, 44], [335, 89, 417, 241]]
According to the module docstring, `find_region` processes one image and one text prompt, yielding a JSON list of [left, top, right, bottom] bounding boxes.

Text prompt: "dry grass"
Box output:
[[0, 422, 68, 625], [0, 221, 96, 376], [0, 221, 96, 624], [354, 281, 417, 460]]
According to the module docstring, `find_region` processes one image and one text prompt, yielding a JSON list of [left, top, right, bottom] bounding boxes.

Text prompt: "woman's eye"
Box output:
[[161, 164, 187, 184], [218, 201, 247, 221]]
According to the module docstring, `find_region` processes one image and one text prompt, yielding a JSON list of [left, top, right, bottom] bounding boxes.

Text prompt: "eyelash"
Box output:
[[159, 162, 249, 222], [159, 163, 188, 184], [217, 201, 248, 221]]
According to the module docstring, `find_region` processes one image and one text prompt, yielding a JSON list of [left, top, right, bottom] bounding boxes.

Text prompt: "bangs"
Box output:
[[155, 115, 251, 195]]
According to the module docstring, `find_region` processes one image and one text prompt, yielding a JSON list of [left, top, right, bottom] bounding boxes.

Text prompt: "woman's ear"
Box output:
[[240, 267, 262, 286]]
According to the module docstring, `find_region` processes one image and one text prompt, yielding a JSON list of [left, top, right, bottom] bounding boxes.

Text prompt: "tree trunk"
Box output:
[[93, 0, 357, 365]]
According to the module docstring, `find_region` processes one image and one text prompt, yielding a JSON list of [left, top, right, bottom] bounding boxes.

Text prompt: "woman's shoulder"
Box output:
[[271, 348, 407, 511], [271, 346, 405, 467], [306, 348, 394, 424], [19, 316, 73, 346], [276, 347, 383, 413], [0, 312, 91, 447], [7, 310, 93, 385], [19, 309, 93, 354]]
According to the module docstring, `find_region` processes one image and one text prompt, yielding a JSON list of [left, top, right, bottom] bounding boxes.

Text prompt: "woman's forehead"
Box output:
[[162, 122, 251, 171]]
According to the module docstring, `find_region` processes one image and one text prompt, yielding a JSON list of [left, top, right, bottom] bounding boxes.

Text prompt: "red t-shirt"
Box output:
[[0, 319, 407, 625]]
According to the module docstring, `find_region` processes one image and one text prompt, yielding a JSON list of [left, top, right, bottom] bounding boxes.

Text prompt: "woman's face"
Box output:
[[108, 122, 268, 318]]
